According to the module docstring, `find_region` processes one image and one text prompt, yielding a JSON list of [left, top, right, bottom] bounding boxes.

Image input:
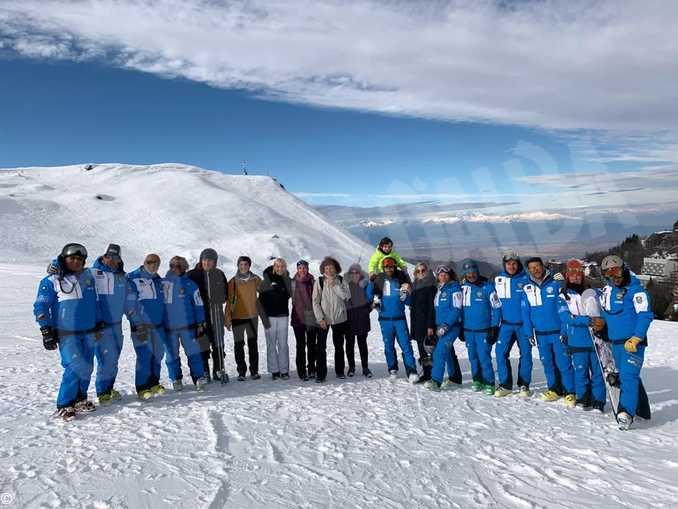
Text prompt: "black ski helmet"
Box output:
[[60, 243, 88, 260]]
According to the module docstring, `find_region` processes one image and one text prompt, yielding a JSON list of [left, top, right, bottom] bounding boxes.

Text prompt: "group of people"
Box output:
[[34, 237, 653, 430]]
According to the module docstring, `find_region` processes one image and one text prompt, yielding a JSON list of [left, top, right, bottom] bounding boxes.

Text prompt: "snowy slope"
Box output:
[[1, 262, 678, 508], [0, 163, 370, 272]]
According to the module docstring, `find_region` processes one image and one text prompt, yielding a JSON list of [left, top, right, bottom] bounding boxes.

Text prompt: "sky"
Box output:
[[1, 0, 677, 210]]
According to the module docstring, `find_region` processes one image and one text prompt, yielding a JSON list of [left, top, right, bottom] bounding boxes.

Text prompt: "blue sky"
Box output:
[[1, 0, 677, 210], [0, 58, 572, 206]]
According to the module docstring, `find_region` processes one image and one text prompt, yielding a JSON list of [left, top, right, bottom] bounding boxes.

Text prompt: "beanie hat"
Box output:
[[566, 259, 584, 273], [200, 248, 218, 262], [461, 259, 479, 275], [296, 259, 309, 268]]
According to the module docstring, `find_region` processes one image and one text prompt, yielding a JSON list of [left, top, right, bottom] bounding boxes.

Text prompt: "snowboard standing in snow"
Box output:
[[582, 289, 651, 425]]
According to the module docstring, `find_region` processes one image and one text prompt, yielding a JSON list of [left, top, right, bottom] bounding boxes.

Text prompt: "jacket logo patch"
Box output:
[[476, 290, 483, 298], [179, 288, 186, 296]]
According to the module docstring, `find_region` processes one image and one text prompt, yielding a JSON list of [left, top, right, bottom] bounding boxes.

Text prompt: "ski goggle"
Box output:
[[566, 267, 584, 275], [61, 243, 88, 260], [603, 266, 623, 278]]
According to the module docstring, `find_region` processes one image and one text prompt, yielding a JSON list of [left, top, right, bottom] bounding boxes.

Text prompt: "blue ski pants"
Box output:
[[379, 318, 417, 374], [94, 323, 124, 396], [536, 333, 575, 394], [431, 325, 461, 384], [495, 323, 533, 389], [57, 332, 96, 409]]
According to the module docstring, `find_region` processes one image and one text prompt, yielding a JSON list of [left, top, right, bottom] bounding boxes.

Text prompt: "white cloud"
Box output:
[[1, 0, 677, 135]]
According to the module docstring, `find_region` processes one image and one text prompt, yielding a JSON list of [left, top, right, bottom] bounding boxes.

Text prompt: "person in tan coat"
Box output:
[[312, 256, 350, 383], [225, 256, 263, 381]]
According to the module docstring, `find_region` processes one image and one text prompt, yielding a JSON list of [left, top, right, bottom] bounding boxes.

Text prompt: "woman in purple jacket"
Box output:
[[291, 260, 319, 381]]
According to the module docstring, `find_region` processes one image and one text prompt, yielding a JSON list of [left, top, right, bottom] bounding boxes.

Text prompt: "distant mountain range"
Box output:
[[315, 201, 678, 263]]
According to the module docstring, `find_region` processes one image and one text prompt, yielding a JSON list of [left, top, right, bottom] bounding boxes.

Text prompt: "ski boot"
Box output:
[[617, 411, 633, 430], [408, 373, 420, 384], [424, 380, 441, 392], [74, 400, 96, 413], [196, 377, 208, 392], [98, 392, 114, 406], [540, 390, 561, 402], [237, 375, 246, 382], [347, 369, 355, 378], [172, 380, 184, 391], [389, 369, 398, 378], [363, 368, 373, 378], [471, 381, 483, 392], [251, 373, 261, 380], [483, 384, 495, 396], [151, 384, 166, 396], [440, 379, 457, 391], [518, 386, 532, 398], [564, 394, 577, 408], [110, 388, 122, 401], [138, 389, 153, 400], [272, 372, 281, 380], [55, 406, 76, 422], [575, 396, 592, 410], [281, 373, 290, 380], [591, 400, 605, 413], [494, 386, 512, 398]]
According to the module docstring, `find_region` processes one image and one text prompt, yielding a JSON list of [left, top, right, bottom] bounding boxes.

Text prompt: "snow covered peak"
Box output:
[[0, 163, 370, 273]]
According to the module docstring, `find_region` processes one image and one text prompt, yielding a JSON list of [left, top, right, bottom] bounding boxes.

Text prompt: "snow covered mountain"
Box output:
[[0, 163, 370, 271]]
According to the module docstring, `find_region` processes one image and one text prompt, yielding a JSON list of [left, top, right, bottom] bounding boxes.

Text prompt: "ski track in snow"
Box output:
[[2, 264, 678, 509]]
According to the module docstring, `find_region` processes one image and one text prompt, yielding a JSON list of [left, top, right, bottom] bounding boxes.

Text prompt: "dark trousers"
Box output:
[[233, 318, 259, 377], [414, 335, 461, 383], [316, 321, 348, 380], [346, 333, 369, 371], [293, 325, 318, 378], [201, 303, 226, 375]]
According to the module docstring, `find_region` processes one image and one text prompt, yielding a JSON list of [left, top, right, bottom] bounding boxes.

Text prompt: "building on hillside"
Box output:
[[641, 255, 678, 283], [644, 219, 678, 253]]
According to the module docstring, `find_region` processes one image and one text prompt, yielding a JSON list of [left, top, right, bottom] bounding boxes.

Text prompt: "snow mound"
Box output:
[[0, 163, 370, 272]]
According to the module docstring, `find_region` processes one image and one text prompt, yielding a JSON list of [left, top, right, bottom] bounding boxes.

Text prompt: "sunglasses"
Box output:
[[603, 266, 623, 278], [415, 269, 428, 274]]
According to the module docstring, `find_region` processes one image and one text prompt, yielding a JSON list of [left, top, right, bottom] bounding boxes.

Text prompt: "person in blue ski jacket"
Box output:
[[34, 243, 104, 421], [493, 251, 533, 398], [597, 255, 653, 428], [558, 259, 605, 412], [90, 244, 138, 404], [162, 256, 208, 392], [460, 259, 501, 395], [424, 265, 463, 391], [127, 253, 168, 399], [521, 257, 576, 406], [366, 256, 419, 383]]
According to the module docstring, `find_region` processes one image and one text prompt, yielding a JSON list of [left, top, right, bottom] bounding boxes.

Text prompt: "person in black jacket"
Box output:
[[259, 258, 293, 380], [410, 261, 461, 384], [186, 248, 229, 383], [345, 263, 372, 377]]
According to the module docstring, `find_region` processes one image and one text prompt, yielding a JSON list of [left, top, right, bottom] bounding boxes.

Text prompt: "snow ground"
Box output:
[[1, 262, 677, 509]]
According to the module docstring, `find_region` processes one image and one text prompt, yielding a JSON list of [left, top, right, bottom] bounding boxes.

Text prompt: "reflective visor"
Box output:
[[603, 265, 623, 278]]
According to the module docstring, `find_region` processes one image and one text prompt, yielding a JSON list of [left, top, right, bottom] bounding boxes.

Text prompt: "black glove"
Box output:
[[458, 328, 465, 342], [196, 322, 206, 338], [486, 327, 499, 345], [559, 334, 568, 345], [132, 323, 149, 342], [423, 334, 437, 355], [94, 321, 106, 341], [41, 326, 58, 350]]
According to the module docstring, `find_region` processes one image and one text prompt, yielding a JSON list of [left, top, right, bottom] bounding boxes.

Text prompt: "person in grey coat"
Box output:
[[312, 256, 350, 383]]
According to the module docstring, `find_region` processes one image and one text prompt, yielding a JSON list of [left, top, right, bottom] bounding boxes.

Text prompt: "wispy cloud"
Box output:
[[1, 0, 677, 135]]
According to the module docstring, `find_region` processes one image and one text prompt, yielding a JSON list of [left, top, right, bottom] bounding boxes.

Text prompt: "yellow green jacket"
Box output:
[[367, 247, 407, 274]]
